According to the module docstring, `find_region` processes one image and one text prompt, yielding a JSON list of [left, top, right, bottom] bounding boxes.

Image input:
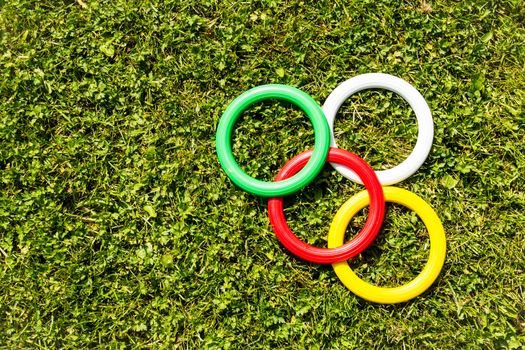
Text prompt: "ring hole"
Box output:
[[333, 90, 418, 170], [283, 168, 362, 247], [345, 203, 429, 287], [232, 101, 314, 182]]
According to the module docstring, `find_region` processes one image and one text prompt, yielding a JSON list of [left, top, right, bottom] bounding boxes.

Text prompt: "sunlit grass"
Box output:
[[0, 0, 524, 348]]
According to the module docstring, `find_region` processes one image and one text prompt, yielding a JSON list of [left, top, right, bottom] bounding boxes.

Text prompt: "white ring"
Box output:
[[322, 73, 434, 185]]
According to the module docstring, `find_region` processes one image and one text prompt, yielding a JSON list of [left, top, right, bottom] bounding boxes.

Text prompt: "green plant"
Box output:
[[0, 0, 524, 348]]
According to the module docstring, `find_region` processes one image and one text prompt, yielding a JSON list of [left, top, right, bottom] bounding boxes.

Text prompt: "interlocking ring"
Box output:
[[322, 73, 434, 185], [328, 187, 446, 304], [268, 148, 384, 264], [216, 76, 445, 304], [216, 84, 330, 197]]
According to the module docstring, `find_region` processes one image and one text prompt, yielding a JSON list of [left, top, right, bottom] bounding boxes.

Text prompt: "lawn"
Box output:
[[0, 0, 524, 348]]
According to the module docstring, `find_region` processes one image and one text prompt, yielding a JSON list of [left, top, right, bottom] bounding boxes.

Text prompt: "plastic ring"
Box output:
[[322, 73, 434, 185], [216, 84, 330, 197], [268, 148, 385, 264], [328, 187, 446, 304]]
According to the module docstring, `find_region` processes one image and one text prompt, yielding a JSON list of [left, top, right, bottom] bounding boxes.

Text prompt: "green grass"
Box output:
[[1, 0, 524, 348]]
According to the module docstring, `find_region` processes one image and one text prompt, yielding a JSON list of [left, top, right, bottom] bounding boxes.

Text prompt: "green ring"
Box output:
[[216, 84, 330, 197]]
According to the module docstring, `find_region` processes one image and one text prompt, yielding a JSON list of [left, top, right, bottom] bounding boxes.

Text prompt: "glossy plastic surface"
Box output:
[[268, 148, 385, 264], [328, 187, 446, 304], [216, 84, 330, 197], [322, 73, 434, 185]]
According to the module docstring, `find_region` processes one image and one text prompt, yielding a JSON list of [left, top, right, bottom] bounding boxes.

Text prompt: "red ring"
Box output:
[[268, 148, 385, 264]]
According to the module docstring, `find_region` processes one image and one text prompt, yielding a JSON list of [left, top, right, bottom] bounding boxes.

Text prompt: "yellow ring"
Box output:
[[328, 187, 446, 304]]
